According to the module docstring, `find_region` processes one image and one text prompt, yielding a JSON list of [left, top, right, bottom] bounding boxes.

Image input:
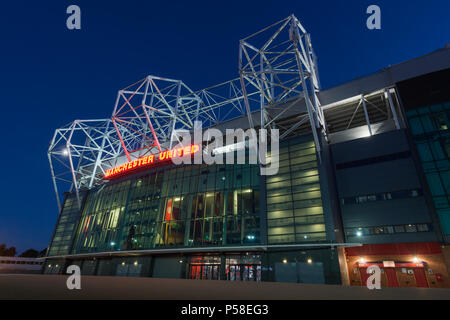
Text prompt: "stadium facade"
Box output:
[[44, 15, 450, 288]]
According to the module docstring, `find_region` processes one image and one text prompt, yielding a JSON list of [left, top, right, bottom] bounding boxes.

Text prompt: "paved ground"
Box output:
[[1, 274, 450, 300]]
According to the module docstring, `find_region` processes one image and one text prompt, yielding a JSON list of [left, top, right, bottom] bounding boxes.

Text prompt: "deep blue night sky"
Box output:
[[0, 1, 448, 254]]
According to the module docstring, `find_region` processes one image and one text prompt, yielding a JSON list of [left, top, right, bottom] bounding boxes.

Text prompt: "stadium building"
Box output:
[[44, 15, 450, 287]]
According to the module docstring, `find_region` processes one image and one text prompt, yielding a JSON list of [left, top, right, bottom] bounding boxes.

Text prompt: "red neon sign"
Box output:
[[104, 144, 200, 179]]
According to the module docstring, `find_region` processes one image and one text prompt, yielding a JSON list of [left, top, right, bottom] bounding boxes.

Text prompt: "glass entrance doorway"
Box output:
[[187, 254, 262, 281], [227, 264, 261, 281], [189, 263, 221, 280]]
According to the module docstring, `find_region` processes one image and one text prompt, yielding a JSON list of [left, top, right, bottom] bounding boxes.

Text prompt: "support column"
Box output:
[[220, 254, 227, 280], [361, 97, 373, 136], [386, 89, 401, 129], [337, 247, 350, 286], [259, 174, 267, 245], [222, 191, 228, 246]]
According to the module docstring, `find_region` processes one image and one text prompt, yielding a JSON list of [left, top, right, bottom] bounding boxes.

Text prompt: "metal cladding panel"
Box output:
[[335, 158, 421, 197], [342, 198, 431, 227], [319, 47, 450, 106], [331, 130, 420, 197], [331, 129, 410, 164]]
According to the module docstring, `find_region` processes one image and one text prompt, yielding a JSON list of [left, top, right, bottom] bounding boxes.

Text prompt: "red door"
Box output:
[[189, 265, 201, 280], [385, 268, 399, 287], [413, 268, 429, 288], [359, 268, 369, 287]]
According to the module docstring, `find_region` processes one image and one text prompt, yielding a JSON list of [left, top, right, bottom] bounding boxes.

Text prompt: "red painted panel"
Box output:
[[385, 268, 399, 287], [413, 268, 429, 288], [346, 242, 441, 256], [359, 268, 369, 287]]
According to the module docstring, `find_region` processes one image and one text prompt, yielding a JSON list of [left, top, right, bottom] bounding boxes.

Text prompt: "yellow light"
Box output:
[[359, 258, 366, 263], [282, 259, 288, 264], [412, 256, 420, 263], [307, 258, 312, 264], [121, 262, 125, 266], [134, 261, 138, 266]]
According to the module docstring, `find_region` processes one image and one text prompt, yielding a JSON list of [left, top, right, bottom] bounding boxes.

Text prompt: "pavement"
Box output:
[[1, 274, 450, 300]]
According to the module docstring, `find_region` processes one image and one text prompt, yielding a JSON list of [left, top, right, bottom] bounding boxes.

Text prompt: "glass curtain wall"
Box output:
[[406, 101, 450, 237], [71, 179, 132, 253], [156, 163, 260, 247], [47, 192, 85, 256], [64, 162, 260, 255], [266, 138, 326, 244]]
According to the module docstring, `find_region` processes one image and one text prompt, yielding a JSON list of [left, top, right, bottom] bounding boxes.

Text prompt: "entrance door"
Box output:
[[227, 265, 240, 281], [189, 264, 201, 280], [413, 268, 429, 288], [227, 264, 261, 281], [385, 268, 399, 287], [189, 264, 220, 280]]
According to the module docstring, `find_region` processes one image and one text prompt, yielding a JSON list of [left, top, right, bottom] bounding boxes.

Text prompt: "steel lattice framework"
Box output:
[[48, 119, 148, 211], [239, 15, 325, 151], [111, 76, 200, 160], [48, 14, 325, 211]]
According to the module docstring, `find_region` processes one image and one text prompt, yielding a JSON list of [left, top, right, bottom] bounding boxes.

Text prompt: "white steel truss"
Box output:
[[322, 87, 404, 137], [48, 119, 144, 211], [239, 14, 325, 157], [111, 76, 201, 160], [48, 14, 325, 211]]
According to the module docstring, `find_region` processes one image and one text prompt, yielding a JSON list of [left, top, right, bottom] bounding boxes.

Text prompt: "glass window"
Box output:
[[417, 143, 434, 162], [426, 173, 446, 196], [420, 115, 435, 133], [410, 190, 419, 197], [268, 234, 295, 244], [408, 117, 424, 135], [405, 224, 418, 233], [430, 140, 446, 160], [267, 210, 293, 219], [357, 196, 368, 203], [431, 112, 449, 131]]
